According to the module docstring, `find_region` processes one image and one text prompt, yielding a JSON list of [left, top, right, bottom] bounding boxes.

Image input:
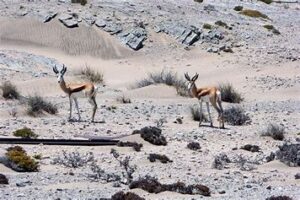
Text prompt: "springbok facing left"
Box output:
[[53, 64, 98, 122]]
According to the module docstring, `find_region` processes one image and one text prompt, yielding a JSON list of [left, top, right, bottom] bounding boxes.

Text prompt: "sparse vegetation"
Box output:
[[241, 144, 260, 152], [212, 153, 230, 170], [33, 154, 42, 160], [27, 95, 58, 116], [258, 0, 273, 4], [190, 105, 208, 122], [5, 146, 39, 172], [148, 153, 173, 163], [239, 9, 269, 19], [117, 141, 143, 152], [111, 191, 145, 200], [194, 0, 204, 3], [0, 174, 9, 185], [263, 25, 281, 35], [110, 149, 136, 184], [266, 196, 293, 200], [203, 23, 212, 29], [215, 20, 228, 28], [234, 6, 243, 11], [261, 123, 285, 140], [1, 81, 20, 100], [71, 0, 87, 6], [223, 106, 250, 125], [117, 95, 131, 104], [187, 141, 201, 151], [218, 83, 243, 103], [135, 70, 189, 96], [80, 65, 104, 84], [13, 127, 38, 139], [133, 126, 167, 146], [276, 143, 300, 167], [52, 150, 95, 168], [129, 176, 211, 196]]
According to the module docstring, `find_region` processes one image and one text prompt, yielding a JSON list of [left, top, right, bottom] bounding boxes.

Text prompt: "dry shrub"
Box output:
[[0, 174, 9, 185], [234, 6, 243, 11], [117, 95, 131, 104], [27, 95, 58, 116], [5, 146, 39, 172], [263, 25, 280, 35], [117, 141, 143, 152], [111, 191, 145, 200], [212, 153, 230, 170], [148, 153, 173, 163], [240, 144, 260, 152], [0, 81, 20, 100], [239, 9, 269, 19], [190, 105, 208, 122], [71, 0, 87, 6], [223, 106, 250, 126], [133, 126, 167, 146], [80, 65, 104, 84], [129, 176, 210, 196], [194, 0, 204, 3], [187, 141, 201, 151], [266, 196, 293, 200], [203, 23, 212, 29], [259, 0, 273, 4], [218, 83, 243, 103], [52, 150, 95, 168], [261, 123, 285, 140], [276, 143, 300, 167], [215, 20, 228, 28], [13, 127, 38, 139]]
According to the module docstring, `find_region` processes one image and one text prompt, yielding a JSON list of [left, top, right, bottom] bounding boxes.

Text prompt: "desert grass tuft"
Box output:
[[223, 106, 250, 125], [203, 23, 213, 30], [80, 65, 104, 84], [218, 83, 243, 103], [234, 6, 243, 11], [71, 0, 87, 6], [261, 123, 285, 140], [27, 95, 58, 116], [13, 127, 38, 139], [0, 81, 20, 100]]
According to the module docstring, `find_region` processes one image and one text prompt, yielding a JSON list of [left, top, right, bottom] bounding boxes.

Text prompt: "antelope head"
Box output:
[[184, 72, 198, 90], [53, 64, 67, 83]]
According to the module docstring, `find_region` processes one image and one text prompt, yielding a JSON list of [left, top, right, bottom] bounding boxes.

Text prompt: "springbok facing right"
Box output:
[[185, 72, 224, 129]]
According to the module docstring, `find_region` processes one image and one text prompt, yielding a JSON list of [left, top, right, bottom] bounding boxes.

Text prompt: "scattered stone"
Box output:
[[39, 11, 57, 23], [266, 152, 275, 162], [102, 22, 123, 35], [59, 14, 78, 28], [120, 27, 147, 50], [95, 18, 106, 27], [82, 13, 95, 26], [241, 144, 260, 152], [295, 173, 300, 179], [276, 143, 300, 167], [204, 4, 216, 12]]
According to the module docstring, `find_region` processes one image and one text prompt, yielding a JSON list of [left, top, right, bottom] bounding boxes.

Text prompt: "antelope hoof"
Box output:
[[210, 123, 213, 127]]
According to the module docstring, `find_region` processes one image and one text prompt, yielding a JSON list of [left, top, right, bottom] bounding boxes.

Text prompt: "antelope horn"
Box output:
[[184, 73, 191, 81], [53, 65, 59, 74]]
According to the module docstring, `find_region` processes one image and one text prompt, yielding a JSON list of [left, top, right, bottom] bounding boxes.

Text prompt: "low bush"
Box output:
[[52, 150, 95, 168], [117, 95, 131, 104], [5, 146, 39, 172], [223, 106, 250, 125], [129, 176, 210, 196], [80, 65, 104, 84], [148, 153, 172, 163], [27, 95, 58, 116], [258, 0, 273, 4], [132, 126, 167, 146], [218, 83, 243, 103], [111, 191, 145, 200], [135, 70, 189, 96], [203, 23, 212, 29], [0, 81, 20, 100], [234, 6, 243, 11], [239, 9, 269, 19], [212, 153, 230, 170], [215, 20, 228, 28], [276, 143, 300, 167], [71, 0, 87, 6], [117, 141, 143, 152], [263, 25, 280, 35], [0, 174, 9, 184], [13, 127, 38, 139], [194, 0, 204, 3], [266, 196, 293, 200], [240, 144, 260, 152], [261, 123, 285, 140], [190, 105, 208, 122], [187, 141, 201, 151]]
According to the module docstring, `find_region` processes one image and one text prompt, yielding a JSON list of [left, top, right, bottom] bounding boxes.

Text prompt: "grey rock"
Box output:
[[102, 22, 123, 35], [59, 14, 78, 28], [295, 173, 300, 179], [39, 11, 57, 23], [204, 4, 216, 12], [59, 13, 72, 21], [82, 13, 95, 26], [120, 27, 147, 50], [95, 19, 106, 27]]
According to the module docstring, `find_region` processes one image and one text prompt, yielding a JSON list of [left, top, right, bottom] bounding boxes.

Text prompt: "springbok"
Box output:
[[53, 65, 98, 122], [185, 73, 224, 128]]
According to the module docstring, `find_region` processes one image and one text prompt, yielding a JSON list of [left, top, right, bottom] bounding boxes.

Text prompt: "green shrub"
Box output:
[[258, 0, 273, 4], [6, 146, 39, 172], [263, 25, 281, 35], [234, 6, 243, 11], [203, 23, 213, 29], [0, 81, 20, 100], [27, 95, 58, 116], [13, 127, 38, 139], [218, 83, 243, 103], [71, 0, 87, 6], [261, 123, 285, 140], [33, 154, 42, 160], [239, 9, 269, 19], [80, 65, 104, 84]]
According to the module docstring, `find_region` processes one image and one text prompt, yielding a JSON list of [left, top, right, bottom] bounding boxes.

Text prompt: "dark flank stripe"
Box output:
[[70, 85, 86, 93]]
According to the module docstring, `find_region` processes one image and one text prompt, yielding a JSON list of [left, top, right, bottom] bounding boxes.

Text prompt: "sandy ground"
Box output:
[[0, 1, 299, 199]]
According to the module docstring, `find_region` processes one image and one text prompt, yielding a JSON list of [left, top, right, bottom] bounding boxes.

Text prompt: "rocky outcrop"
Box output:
[[120, 27, 147, 50], [58, 13, 78, 28]]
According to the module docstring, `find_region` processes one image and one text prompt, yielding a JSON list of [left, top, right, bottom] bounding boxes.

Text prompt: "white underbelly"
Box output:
[[70, 91, 87, 99]]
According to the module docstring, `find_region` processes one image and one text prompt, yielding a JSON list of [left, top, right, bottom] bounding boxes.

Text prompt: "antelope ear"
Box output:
[[192, 74, 199, 81]]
